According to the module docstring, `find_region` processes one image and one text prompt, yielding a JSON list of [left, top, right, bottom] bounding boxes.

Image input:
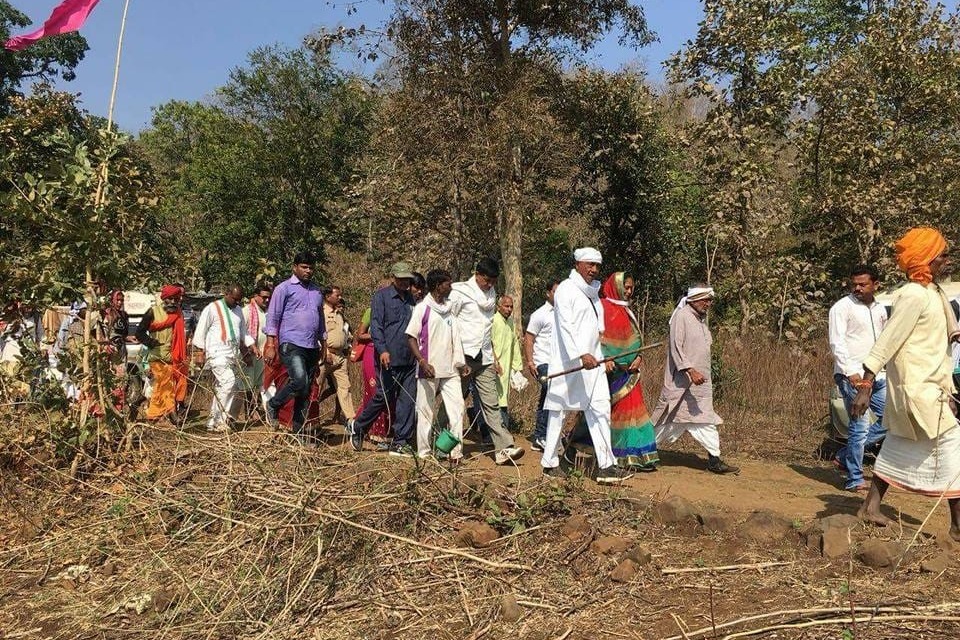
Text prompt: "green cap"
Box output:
[[391, 261, 414, 279]]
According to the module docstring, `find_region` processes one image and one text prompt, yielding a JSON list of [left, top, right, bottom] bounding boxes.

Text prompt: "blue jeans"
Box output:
[[354, 364, 416, 445], [269, 343, 320, 433], [532, 363, 549, 442], [835, 374, 887, 489]]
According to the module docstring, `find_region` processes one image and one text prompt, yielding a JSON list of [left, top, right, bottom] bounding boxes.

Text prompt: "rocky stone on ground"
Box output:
[[455, 521, 499, 548], [626, 546, 652, 565], [920, 553, 952, 574], [742, 510, 794, 543], [610, 558, 638, 583], [820, 526, 853, 558], [500, 593, 522, 622], [561, 514, 592, 542], [656, 496, 700, 526], [820, 514, 860, 530], [856, 539, 905, 568], [699, 508, 736, 533], [590, 536, 632, 555]]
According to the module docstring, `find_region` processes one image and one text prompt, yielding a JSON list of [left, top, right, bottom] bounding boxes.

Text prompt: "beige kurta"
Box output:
[[651, 304, 722, 425], [862, 282, 958, 441]]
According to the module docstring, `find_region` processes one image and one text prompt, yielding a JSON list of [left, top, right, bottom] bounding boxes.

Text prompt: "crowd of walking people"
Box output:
[[4, 226, 960, 529], [200, 246, 737, 484]]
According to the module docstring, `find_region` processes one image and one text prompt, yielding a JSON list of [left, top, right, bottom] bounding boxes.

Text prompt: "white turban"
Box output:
[[573, 247, 603, 264], [686, 286, 715, 302], [670, 286, 715, 323]]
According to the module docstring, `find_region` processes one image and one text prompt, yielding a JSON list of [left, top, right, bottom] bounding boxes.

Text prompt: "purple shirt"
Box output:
[[265, 275, 326, 349]]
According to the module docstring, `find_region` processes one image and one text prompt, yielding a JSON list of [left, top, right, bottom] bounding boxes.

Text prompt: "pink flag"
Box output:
[[4, 0, 101, 51]]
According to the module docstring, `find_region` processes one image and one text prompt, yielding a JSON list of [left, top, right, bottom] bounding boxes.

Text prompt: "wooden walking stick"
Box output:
[[538, 342, 664, 383]]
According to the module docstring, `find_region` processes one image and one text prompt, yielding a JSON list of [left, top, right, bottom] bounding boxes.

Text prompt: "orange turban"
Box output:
[[894, 227, 947, 286]]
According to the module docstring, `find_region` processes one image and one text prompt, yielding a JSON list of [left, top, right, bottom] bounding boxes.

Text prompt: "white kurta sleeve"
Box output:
[[828, 301, 856, 377], [237, 312, 254, 348], [192, 305, 212, 351], [554, 292, 589, 359]]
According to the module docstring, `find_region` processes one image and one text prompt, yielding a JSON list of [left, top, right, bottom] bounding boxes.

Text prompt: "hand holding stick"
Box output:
[[539, 342, 664, 383]]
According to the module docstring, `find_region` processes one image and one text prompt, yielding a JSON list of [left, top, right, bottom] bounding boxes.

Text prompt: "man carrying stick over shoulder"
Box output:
[[540, 247, 632, 485]]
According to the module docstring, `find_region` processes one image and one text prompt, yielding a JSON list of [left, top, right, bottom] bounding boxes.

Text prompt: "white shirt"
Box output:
[[828, 294, 887, 378], [193, 299, 255, 361], [405, 296, 465, 379], [526, 302, 554, 367], [543, 271, 608, 411], [449, 277, 496, 365]]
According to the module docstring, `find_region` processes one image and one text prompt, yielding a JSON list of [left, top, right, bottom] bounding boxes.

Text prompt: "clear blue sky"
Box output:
[[11, 0, 703, 132]]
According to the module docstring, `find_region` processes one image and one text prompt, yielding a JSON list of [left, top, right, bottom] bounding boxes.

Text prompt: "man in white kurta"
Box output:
[[541, 248, 628, 485], [406, 270, 468, 461], [193, 285, 258, 432], [827, 265, 887, 491]]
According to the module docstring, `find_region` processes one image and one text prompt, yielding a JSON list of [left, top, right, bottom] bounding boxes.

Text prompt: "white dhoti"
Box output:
[[207, 357, 240, 430], [655, 422, 721, 457], [873, 426, 960, 497], [542, 404, 615, 469], [415, 377, 465, 460]]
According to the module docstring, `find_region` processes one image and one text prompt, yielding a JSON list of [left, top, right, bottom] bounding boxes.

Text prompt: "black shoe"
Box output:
[[348, 419, 363, 452], [543, 465, 566, 479], [596, 466, 634, 485], [530, 437, 546, 452], [707, 457, 740, 475], [388, 443, 415, 458]]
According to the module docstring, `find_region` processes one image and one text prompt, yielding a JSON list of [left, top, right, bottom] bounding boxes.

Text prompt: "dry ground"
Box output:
[[2, 339, 960, 639]]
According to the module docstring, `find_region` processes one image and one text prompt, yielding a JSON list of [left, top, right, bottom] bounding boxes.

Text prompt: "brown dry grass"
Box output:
[[2, 422, 960, 640], [4, 324, 956, 640]]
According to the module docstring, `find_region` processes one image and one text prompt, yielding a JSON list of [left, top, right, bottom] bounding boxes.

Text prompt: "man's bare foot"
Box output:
[[857, 505, 892, 527], [949, 526, 960, 543]]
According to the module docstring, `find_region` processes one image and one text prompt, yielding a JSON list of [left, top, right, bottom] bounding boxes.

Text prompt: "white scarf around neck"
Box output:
[[453, 276, 496, 312], [569, 269, 601, 301], [425, 293, 454, 315]]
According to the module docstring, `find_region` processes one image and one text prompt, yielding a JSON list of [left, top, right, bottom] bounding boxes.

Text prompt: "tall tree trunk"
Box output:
[[500, 143, 523, 335], [500, 203, 522, 333]]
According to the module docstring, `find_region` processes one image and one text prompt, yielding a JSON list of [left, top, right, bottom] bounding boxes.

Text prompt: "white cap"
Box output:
[[573, 247, 603, 264]]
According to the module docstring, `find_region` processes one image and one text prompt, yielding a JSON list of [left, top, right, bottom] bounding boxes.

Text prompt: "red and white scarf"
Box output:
[[246, 300, 260, 339]]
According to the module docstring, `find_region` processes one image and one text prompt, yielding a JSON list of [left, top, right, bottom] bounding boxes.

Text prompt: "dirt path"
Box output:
[[410, 436, 955, 540]]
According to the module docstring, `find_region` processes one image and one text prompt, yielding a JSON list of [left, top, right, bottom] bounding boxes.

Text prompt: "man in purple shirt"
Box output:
[[263, 252, 327, 441]]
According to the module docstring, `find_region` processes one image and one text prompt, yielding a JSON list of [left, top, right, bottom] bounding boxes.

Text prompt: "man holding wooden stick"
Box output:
[[652, 285, 739, 475], [851, 227, 960, 534], [540, 247, 631, 484]]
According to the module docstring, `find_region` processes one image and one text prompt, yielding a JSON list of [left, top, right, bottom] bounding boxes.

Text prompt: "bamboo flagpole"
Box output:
[[77, 0, 133, 456]]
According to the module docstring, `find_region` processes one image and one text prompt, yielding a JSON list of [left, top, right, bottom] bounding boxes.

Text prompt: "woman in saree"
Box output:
[[600, 272, 659, 470]]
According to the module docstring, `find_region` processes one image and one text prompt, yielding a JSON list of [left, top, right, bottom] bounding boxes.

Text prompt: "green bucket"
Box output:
[[434, 429, 461, 454]]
